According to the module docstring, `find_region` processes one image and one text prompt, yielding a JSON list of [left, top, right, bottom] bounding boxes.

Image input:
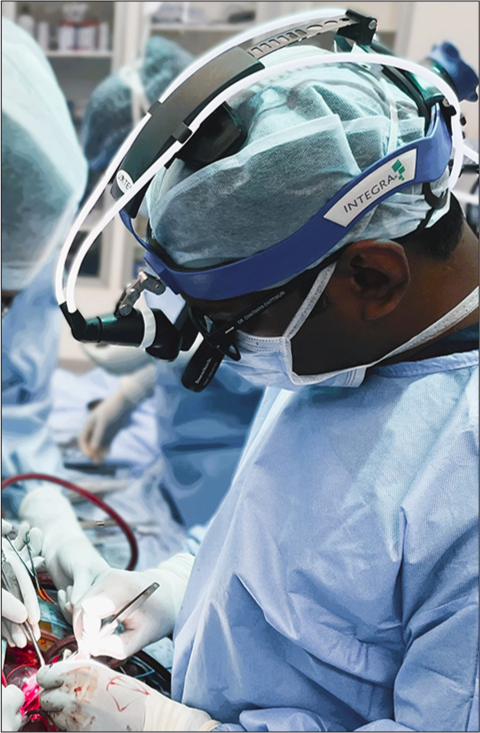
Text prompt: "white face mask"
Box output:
[[230, 263, 479, 391]]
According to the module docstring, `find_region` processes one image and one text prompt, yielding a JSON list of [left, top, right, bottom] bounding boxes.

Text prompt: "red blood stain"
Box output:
[[106, 675, 150, 713], [74, 686, 82, 694]]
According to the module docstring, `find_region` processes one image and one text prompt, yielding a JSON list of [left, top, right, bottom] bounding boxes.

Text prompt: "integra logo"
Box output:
[[116, 170, 134, 194], [342, 170, 398, 215], [324, 149, 417, 228], [392, 158, 406, 181]]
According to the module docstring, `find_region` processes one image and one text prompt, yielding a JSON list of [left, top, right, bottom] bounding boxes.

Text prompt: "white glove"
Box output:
[[38, 659, 219, 732], [2, 685, 25, 731], [73, 553, 194, 659], [79, 363, 156, 463], [19, 486, 109, 616], [2, 520, 42, 647]]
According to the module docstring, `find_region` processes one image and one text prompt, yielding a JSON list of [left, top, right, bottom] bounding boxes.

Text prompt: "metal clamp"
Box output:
[[115, 270, 166, 317]]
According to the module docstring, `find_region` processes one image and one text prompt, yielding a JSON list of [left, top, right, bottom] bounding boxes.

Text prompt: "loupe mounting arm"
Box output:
[[115, 270, 166, 317]]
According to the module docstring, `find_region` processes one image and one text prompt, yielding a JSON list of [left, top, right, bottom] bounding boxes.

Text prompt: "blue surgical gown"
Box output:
[[172, 345, 479, 731], [2, 256, 63, 515], [152, 356, 263, 527], [81, 359, 263, 536], [101, 288, 264, 530]]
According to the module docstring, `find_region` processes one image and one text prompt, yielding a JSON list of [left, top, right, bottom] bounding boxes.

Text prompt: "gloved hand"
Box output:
[[79, 363, 156, 463], [2, 685, 25, 731], [2, 519, 42, 647], [73, 553, 195, 659], [19, 486, 109, 617], [38, 659, 219, 732]]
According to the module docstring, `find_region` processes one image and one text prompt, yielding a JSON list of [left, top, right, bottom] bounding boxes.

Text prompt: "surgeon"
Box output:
[[2, 19, 110, 607], [39, 41, 478, 732], [78, 35, 263, 529]]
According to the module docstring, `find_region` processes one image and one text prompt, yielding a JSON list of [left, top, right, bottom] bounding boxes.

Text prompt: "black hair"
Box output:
[[395, 194, 466, 260]]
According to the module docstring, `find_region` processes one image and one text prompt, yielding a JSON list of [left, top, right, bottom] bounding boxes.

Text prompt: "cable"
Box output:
[[134, 649, 172, 694], [54, 113, 151, 305], [42, 635, 77, 665], [38, 630, 62, 645], [55, 7, 336, 306], [1, 474, 138, 571]]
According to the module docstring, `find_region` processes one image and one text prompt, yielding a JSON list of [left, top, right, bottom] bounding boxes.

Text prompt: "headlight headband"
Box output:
[[54, 8, 477, 392], [57, 8, 470, 312]]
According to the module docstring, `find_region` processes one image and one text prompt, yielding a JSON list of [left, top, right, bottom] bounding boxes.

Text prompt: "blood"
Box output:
[[4, 645, 57, 730], [4, 651, 41, 715], [106, 675, 150, 713]]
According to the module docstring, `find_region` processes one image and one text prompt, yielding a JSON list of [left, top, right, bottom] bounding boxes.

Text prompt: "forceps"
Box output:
[[99, 582, 160, 639]]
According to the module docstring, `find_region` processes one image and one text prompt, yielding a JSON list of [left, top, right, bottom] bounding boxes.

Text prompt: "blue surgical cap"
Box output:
[[147, 47, 450, 271], [2, 19, 87, 291], [81, 36, 193, 171]]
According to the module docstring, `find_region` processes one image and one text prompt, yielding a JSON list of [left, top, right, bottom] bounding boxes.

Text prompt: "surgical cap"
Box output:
[[82, 36, 193, 171], [2, 19, 87, 292], [148, 46, 450, 272]]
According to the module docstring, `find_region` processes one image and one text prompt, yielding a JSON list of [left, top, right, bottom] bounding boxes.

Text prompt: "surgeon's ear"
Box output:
[[336, 239, 411, 320]]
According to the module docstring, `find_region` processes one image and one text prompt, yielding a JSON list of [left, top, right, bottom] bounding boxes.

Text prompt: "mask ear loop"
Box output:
[[283, 262, 337, 342]]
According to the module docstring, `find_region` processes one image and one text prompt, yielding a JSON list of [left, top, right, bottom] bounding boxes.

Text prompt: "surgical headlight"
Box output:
[[56, 8, 479, 392]]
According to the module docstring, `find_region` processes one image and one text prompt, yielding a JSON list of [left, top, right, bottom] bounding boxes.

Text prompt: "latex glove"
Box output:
[[38, 659, 219, 732], [19, 487, 109, 616], [73, 553, 194, 659], [79, 363, 156, 463], [2, 685, 25, 731], [2, 520, 42, 646]]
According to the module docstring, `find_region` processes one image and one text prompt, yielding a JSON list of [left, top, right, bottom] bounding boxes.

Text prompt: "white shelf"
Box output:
[[150, 23, 251, 33], [46, 50, 114, 58]]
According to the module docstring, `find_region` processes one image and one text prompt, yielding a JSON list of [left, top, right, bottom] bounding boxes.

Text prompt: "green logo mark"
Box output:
[[392, 159, 406, 182]]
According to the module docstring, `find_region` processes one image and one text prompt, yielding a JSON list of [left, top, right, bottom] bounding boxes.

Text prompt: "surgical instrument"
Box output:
[[5, 533, 53, 604], [99, 581, 160, 639], [1, 551, 45, 667]]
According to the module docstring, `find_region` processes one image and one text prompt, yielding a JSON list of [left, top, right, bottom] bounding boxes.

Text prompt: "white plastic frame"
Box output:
[[57, 15, 472, 314]]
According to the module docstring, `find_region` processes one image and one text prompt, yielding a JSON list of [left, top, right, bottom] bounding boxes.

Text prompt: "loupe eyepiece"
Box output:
[[60, 302, 182, 360]]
